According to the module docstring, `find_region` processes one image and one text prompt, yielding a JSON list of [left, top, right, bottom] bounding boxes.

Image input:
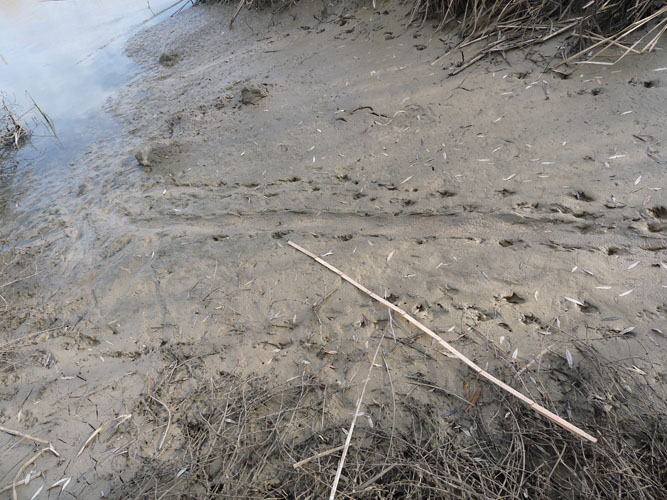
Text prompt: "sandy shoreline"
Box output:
[[1, 1, 665, 497]]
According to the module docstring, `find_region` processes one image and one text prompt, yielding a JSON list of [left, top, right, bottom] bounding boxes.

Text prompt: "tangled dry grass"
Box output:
[[117, 336, 666, 499], [422, 0, 667, 73], [196, 0, 667, 72], [0, 96, 30, 167]]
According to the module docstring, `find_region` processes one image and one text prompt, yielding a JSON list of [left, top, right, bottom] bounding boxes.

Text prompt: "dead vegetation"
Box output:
[[114, 331, 666, 499], [423, 0, 667, 73], [196, 0, 666, 72], [0, 96, 30, 167], [1, 92, 57, 170]]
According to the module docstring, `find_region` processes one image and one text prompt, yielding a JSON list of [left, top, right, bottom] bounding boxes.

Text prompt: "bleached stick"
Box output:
[[288, 241, 597, 444], [0, 426, 59, 454], [76, 414, 132, 459], [329, 327, 385, 500]]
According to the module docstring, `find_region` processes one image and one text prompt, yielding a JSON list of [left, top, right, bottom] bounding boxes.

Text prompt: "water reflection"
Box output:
[[0, 0, 188, 161], [0, 0, 191, 252], [0, 0, 190, 239]]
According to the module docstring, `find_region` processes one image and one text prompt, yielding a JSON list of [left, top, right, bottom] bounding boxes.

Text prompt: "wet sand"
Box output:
[[1, 1, 665, 497]]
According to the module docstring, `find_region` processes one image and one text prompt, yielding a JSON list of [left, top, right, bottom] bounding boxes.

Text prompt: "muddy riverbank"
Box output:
[[1, 1, 666, 498]]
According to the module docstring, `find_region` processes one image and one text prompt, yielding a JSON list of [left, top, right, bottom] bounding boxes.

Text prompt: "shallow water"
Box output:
[[0, 0, 190, 229]]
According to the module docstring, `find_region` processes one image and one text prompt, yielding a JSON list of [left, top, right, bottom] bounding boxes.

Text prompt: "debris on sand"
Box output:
[[115, 348, 667, 499]]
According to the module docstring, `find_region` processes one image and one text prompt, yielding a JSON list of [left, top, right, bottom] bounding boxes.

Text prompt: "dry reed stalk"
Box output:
[[329, 327, 385, 499], [288, 240, 598, 444], [0, 472, 42, 495], [113, 352, 665, 498], [198, 0, 665, 70], [293, 445, 344, 469], [76, 414, 132, 459], [0, 426, 60, 454], [11, 446, 58, 500]]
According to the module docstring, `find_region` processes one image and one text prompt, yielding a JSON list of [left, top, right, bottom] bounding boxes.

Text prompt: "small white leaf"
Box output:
[[564, 296, 584, 306], [627, 261, 640, 270], [30, 486, 43, 500], [176, 467, 188, 478], [618, 289, 634, 297], [565, 349, 574, 368], [628, 365, 647, 376], [387, 250, 395, 263], [512, 348, 518, 360], [51, 477, 71, 491]]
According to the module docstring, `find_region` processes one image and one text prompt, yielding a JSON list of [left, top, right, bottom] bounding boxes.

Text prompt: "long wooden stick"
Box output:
[[288, 241, 597, 444]]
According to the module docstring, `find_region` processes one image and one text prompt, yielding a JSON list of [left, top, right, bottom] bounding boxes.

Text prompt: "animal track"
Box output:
[[571, 191, 595, 202]]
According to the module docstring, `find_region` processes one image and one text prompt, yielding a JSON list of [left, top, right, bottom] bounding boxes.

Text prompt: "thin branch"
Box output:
[[288, 240, 598, 444]]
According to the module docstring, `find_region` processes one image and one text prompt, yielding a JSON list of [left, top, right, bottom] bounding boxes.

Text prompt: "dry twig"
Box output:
[[76, 414, 132, 459], [288, 240, 597, 443]]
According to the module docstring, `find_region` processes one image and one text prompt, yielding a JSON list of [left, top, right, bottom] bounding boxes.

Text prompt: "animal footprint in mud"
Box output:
[[649, 205, 666, 219], [571, 191, 595, 202], [564, 297, 598, 314], [412, 302, 429, 318], [578, 301, 598, 314], [629, 77, 659, 88], [135, 142, 181, 167], [272, 231, 291, 240], [241, 85, 269, 105], [502, 292, 525, 304], [158, 52, 179, 67]]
